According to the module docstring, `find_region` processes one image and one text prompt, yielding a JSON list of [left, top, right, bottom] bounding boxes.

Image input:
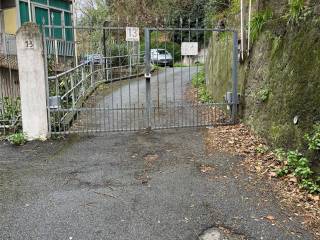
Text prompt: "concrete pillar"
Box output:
[[16, 23, 48, 140]]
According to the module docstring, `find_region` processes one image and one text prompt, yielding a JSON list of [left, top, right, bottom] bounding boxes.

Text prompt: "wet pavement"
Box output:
[[0, 129, 315, 240]]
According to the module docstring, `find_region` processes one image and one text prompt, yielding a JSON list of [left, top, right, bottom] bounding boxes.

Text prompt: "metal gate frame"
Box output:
[[43, 24, 239, 135], [143, 27, 239, 128]]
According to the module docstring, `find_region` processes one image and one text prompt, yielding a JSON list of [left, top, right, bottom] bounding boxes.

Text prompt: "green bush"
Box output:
[[256, 145, 269, 154], [300, 179, 320, 194], [109, 43, 129, 67], [192, 71, 206, 88], [0, 97, 21, 123], [275, 149, 319, 193], [191, 70, 213, 103], [257, 88, 270, 102], [198, 85, 213, 103], [230, 0, 240, 15], [250, 10, 273, 43], [305, 123, 320, 151], [7, 133, 27, 146]]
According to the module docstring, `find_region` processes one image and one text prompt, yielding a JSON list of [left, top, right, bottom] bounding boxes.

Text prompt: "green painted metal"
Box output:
[[19, 1, 30, 24], [51, 10, 62, 39], [18, 0, 73, 41], [49, 0, 70, 11], [35, 7, 49, 36], [32, 0, 47, 5], [64, 12, 73, 41]]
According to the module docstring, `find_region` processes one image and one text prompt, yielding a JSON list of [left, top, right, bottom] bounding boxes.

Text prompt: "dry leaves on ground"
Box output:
[[204, 124, 320, 237]]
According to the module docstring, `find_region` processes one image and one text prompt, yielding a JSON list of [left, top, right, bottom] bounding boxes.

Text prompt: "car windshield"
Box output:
[[157, 50, 168, 55]]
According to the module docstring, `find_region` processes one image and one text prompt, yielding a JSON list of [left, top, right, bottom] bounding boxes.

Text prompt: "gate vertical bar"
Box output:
[[103, 21, 110, 81], [231, 31, 238, 123], [144, 28, 151, 129], [42, 25, 51, 137]]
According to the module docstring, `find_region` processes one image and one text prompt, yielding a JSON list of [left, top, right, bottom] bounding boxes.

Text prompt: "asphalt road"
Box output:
[[0, 129, 315, 240]]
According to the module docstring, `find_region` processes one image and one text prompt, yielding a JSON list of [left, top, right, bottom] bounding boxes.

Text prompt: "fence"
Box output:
[[46, 39, 75, 57], [48, 53, 145, 132], [0, 68, 21, 135], [0, 33, 17, 55], [0, 33, 20, 135]]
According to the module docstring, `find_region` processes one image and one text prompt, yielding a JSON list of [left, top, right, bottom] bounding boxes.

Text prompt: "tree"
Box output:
[[77, 0, 109, 26]]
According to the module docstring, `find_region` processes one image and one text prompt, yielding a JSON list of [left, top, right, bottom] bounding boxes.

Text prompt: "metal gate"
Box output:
[[44, 24, 238, 135]]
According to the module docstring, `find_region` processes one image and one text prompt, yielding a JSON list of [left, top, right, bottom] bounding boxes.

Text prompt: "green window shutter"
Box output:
[[64, 12, 73, 41], [35, 7, 49, 36], [19, 1, 30, 24], [31, 0, 47, 4], [50, 10, 62, 39], [49, 0, 70, 11]]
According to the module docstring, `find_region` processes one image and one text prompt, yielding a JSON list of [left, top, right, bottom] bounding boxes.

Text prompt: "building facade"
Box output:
[[0, 0, 74, 109], [0, 0, 73, 41]]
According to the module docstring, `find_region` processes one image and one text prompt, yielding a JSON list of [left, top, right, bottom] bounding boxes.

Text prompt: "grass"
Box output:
[[174, 62, 204, 68], [287, 0, 305, 24], [191, 70, 213, 103], [192, 70, 206, 88], [250, 10, 273, 43]]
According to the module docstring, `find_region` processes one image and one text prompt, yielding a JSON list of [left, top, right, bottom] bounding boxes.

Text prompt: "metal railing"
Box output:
[[0, 33, 17, 55], [48, 53, 145, 129], [0, 33, 76, 57], [46, 39, 75, 57]]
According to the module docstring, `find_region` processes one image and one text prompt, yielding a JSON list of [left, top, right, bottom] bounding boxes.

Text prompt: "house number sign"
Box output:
[[25, 40, 34, 49], [126, 27, 140, 42]]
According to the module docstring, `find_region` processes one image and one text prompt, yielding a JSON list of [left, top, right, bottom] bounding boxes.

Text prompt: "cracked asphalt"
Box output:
[[0, 129, 315, 240]]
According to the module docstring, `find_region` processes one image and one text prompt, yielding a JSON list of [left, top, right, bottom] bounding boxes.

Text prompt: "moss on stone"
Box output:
[[207, 6, 320, 155], [244, 16, 320, 150]]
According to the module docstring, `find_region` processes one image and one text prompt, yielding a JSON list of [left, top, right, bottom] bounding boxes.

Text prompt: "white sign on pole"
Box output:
[[126, 27, 140, 42], [181, 42, 198, 56]]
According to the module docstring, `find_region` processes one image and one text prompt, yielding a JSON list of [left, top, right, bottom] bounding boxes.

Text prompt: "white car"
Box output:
[[150, 49, 173, 67]]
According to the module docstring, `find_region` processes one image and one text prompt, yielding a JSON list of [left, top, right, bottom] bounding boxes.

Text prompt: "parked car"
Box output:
[[151, 49, 173, 67], [80, 54, 104, 65]]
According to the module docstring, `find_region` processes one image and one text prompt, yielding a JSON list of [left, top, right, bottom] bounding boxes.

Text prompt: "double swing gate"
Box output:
[[45, 24, 238, 135]]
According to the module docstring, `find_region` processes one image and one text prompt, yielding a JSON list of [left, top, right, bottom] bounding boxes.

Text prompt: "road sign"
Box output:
[[126, 27, 140, 42], [181, 42, 198, 56]]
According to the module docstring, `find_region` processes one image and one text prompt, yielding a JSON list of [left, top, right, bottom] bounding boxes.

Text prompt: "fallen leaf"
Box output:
[[265, 215, 276, 221], [200, 165, 215, 173], [269, 172, 277, 178], [144, 154, 159, 162], [289, 177, 298, 183]]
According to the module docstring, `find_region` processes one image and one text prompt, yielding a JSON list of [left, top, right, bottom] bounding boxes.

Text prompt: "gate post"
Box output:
[[144, 28, 152, 128], [16, 23, 49, 140], [231, 31, 239, 124]]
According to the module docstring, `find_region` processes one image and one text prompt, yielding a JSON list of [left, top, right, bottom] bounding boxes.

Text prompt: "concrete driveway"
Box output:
[[0, 129, 314, 240]]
